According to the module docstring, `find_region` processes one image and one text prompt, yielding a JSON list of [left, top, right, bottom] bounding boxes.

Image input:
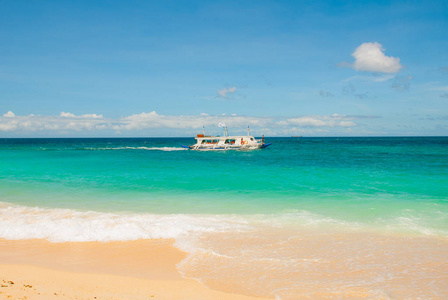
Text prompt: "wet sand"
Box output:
[[1, 233, 448, 299], [177, 229, 448, 299]]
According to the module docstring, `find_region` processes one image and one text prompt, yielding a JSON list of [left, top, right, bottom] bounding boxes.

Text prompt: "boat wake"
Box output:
[[91, 146, 188, 151]]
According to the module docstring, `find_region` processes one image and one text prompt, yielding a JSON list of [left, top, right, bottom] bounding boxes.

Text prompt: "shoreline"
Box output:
[[0, 239, 264, 300], [1, 231, 448, 298]]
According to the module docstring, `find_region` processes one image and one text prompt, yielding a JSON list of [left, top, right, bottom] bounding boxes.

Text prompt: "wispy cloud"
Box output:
[[341, 42, 403, 74], [217, 86, 237, 98], [319, 90, 334, 97], [0, 111, 270, 133], [340, 84, 373, 99], [372, 74, 396, 82], [391, 75, 413, 91], [60, 112, 104, 118], [438, 67, 448, 74], [277, 114, 357, 128], [113, 111, 271, 131], [0, 112, 110, 132], [431, 86, 448, 92], [0, 111, 368, 135]]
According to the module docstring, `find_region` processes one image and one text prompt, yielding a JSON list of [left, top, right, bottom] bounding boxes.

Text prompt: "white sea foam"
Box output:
[[0, 202, 249, 250], [0, 202, 445, 252], [95, 146, 187, 151]]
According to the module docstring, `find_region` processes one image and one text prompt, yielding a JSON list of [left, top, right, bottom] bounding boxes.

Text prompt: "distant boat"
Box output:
[[181, 125, 272, 151], [291, 136, 302, 138]]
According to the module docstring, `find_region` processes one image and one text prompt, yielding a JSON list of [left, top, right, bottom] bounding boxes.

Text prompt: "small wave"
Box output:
[[1, 202, 446, 252], [258, 209, 448, 238]]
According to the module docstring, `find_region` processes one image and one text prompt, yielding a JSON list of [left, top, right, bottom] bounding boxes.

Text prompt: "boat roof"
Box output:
[[195, 135, 255, 139]]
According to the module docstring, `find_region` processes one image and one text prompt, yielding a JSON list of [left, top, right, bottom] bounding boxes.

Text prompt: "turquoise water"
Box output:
[[1, 137, 447, 231], [1, 137, 448, 297]]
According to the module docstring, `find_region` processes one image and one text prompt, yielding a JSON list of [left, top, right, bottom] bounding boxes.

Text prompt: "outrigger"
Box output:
[[181, 124, 272, 151]]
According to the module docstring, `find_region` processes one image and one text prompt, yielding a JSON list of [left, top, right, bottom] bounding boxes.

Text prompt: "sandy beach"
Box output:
[[2, 233, 448, 299], [0, 239, 263, 300]]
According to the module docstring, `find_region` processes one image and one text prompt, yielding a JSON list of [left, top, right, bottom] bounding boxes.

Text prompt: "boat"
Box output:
[[181, 125, 272, 151]]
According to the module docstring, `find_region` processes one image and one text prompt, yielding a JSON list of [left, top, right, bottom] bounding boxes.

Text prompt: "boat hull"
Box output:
[[181, 144, 271, 151]]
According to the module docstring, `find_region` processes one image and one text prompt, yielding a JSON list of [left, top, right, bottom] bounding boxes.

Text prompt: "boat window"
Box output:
[[201, 139, 221, 144], [225, 139, 236, 144], [250, 138, 254, 141]]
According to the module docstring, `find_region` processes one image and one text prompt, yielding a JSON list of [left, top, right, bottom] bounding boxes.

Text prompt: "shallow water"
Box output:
[[1, 137, 447, 298]]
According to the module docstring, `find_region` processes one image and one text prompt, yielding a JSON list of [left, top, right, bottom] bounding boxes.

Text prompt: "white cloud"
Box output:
[[0, 112, 108, 132], [60, 112, 76, 118], [217, 86, 237, 98], [372, 74, 396, 82], [0, 111, 366, 136], [60, 112, 104, 119], [279, 114, 357, 128], [82, 114, 103, 119], [113, 111, 270, 131], [3, 111, 15, 118], [430, 85, 448, 92], [346, 42, 403, 74]]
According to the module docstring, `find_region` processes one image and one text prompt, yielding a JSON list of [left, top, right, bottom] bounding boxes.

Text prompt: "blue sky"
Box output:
[[0, 0, 447, 137]]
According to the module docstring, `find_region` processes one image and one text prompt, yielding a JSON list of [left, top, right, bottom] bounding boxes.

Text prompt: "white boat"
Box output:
[[182, 125, 272, 151]]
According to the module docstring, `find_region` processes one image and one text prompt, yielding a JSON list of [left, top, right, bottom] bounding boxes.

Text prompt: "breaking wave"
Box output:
[[0, 202, 248, 250], [0, 202, 446, 247]]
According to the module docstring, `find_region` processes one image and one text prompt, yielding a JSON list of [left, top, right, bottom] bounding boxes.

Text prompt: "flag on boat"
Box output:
[[218, 122, 226, 128]]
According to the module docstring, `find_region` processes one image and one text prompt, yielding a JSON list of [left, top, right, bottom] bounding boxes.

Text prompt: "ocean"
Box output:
[[1, 137, 447, 298]]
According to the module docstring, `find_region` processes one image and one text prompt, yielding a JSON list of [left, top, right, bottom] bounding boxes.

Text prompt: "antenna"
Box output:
[[247, 126, 250, 136], [218, 122, 227, 137]]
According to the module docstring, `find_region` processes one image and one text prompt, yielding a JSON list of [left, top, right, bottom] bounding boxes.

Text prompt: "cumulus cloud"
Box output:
[[343, 42, 403, 74], [60, 112, 76, 118], [217, 86, 237, 98], [3, 111, 15, 118]]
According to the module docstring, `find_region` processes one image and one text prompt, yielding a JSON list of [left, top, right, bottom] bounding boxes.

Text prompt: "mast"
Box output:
[[247, 126, 250, 137], [218, 122, 227, 137]]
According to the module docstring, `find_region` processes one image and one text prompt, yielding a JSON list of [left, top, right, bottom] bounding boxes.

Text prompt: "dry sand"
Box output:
[[0, 239, 264, 300]]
